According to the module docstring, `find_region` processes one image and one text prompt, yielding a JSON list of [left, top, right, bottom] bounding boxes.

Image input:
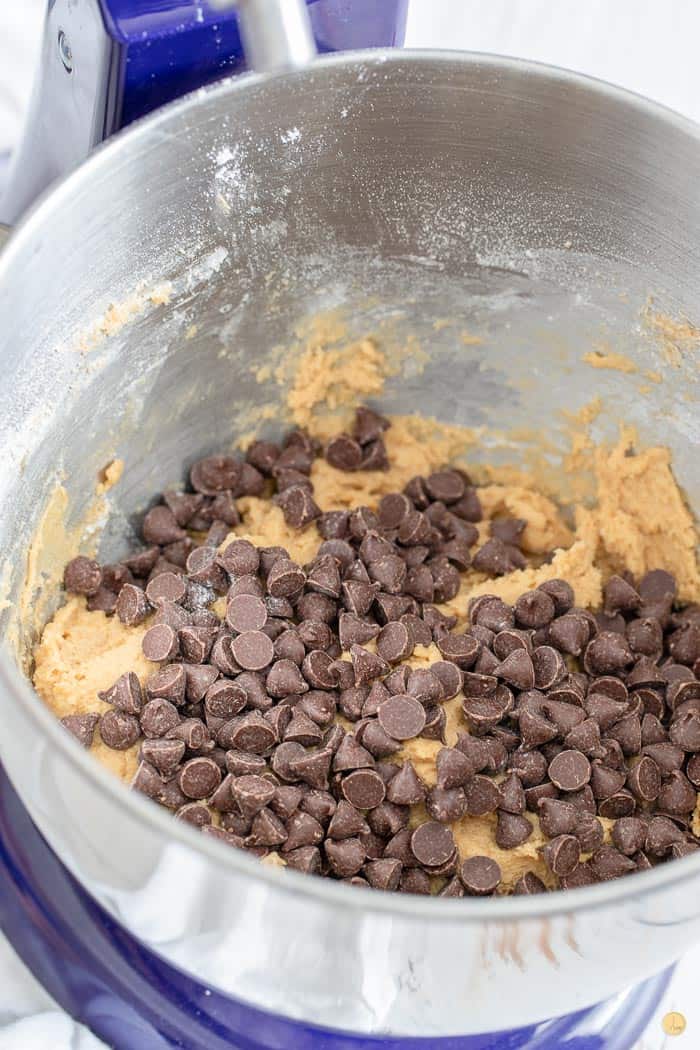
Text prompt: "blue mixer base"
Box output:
[[0, 766, 673, 1049]]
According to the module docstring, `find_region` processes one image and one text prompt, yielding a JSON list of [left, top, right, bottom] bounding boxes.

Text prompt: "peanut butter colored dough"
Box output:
[[32, 415, 700, 892], [33, 597, 150, 781]]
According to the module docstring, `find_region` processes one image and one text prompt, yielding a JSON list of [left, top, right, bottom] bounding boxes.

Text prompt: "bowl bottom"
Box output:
[[0, 763, 674, 1049]]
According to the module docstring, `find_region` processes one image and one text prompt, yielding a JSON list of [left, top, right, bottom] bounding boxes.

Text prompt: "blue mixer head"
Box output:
[[99, 0, 409, 129], [0, 0, 408, 223]]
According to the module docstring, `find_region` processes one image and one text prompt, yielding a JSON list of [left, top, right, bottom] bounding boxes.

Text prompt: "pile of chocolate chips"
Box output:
[[59, 407, 700, 895]]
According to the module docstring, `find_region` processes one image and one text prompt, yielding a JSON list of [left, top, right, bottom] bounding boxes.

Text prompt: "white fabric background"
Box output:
[[0, 1, 698, 1047]]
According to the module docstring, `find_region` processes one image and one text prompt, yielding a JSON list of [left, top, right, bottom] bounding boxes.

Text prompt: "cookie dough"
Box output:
[[32, 411, 699, 891]]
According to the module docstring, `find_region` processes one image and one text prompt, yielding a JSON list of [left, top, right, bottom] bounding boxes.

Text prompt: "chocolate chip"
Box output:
[[86, 587, 117, 614], [584, 632, 633, 675], [266, 658, 309, 698], [646, 815, 685, 856], [216, 539, 258, 578], [639, 569, 676, 604], [377, 695, 426, 741], [611, 817, 647, 856], [99, 709, 140, 750], [584, 693, 628, 731], [324, 433, 362, 471], [324, 837, 367, 877], [460, 856, 501, 895], [538, 797, 577, 837], [598, 790, 636, 819], [175, 756, 220, 799], [185, 547, 227, 592], [363, 858, 401, 891], [410, 821, 455, 867], [284, 845, 322, 873], [142, 623, 179, 663], [543, 834, 580, 877], [140, 738, 185, 777], [337, 613, 380, 650], [275, 485, 321, 529], [669, 710, 700, 753], [140, 697, 180, 738], [669, 623, 700, 666], [99, 671, 143, 715], [228, 712, 276, 754], [143, 572, 185, 608], [424, 785, 465, 822], [514, 590, 556, 629], [604, 575, 641, 615], [265, 561, 305, 603], [451, 487, 482, 523], [348, 644, 388, 687], [641, 713, 667, 746], [531, 647, 566, 692], [122, 547, 160, 578], [381, 763, 425, 808], [360, 720, 401, 758], [114, 583, 150, 626], [548, 750, 591, 791], [687, 753, 700, 787], [178, 625, 216, 664], [299, 787, 337, 826], [425, 470, 465, 504], [548, 613, 589, 656], [189, 455, 241, 495], [495, 810, 533, 852], [242, 440, 279, 477], [64, 555, 102, 596], [349, 405, 388, 446], [374, 622, 412, 665], [226, 631, 273, 672], [326, 799, 367, 840], [589, 844, 636, 882], [283, 812, 325, 852], [462, 775, 499, 817], [492, 649, 534, 691], [61, 712, 99, 748], [432, 749, 472, 793], [495, 773, 523, 815], [607, 713, 642, 756], [473, 538, 525, 575], [513, 872, 547, 895], [341, 769, 386, 810], [624, 754, 661, 802], [434, 632, 478, 670], [658, 770, 696, 815], [642, 742, 685, 776], [152, 600, 191, 630], [626, 617, 663, 658], [228, 774, 274, 819], [141, 506, 185, 546]]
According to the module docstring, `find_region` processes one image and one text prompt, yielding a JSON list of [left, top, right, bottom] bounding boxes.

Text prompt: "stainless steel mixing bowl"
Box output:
[[0, 50, 699, 1037]]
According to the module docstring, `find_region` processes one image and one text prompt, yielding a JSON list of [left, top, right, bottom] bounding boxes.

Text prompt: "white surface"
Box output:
[[0, 1, 698, 1047]]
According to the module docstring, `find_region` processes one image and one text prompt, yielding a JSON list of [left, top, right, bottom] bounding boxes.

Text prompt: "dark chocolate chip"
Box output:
[[325, 837, 367, 877], [378, 695, 426, 741], [463, 775, 500, 816], [99, 709, 140, 750], [142, 623, 179, 663], [61, 712, 99, 748], [460, 856, 501, 895], [63, 554, 101, 596], [543, 834, 580, 877], [410, 821, 455, 867], [548, 750, 591, 791], [116, 583, 151, 626], [626, 755, 661, 801], [513, 872, 547, 895]]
